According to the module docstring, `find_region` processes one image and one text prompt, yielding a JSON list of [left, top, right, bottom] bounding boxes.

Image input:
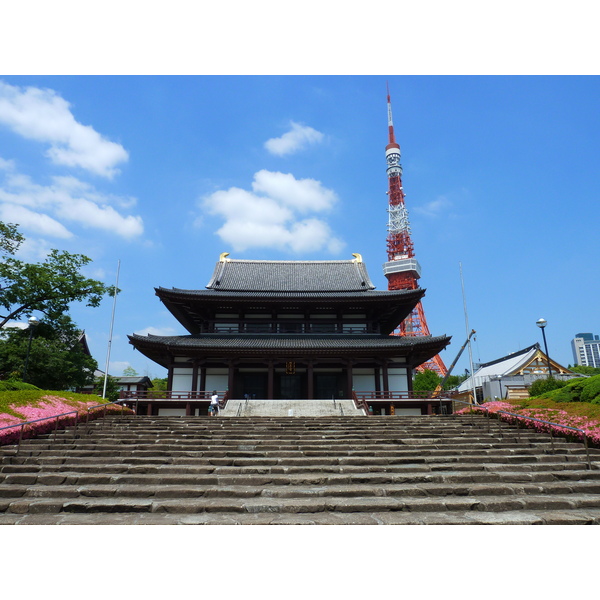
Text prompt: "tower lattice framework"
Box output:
[[382, 88, 447, 377]]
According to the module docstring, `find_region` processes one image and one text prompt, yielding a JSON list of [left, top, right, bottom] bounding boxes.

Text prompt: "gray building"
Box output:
[[571, 333, 600, 368]]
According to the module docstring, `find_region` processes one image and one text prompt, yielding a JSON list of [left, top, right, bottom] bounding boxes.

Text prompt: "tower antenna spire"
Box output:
[[382, 86, 447, 377]]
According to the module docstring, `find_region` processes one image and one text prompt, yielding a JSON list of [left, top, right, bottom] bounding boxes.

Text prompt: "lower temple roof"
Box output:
[[128, 332, 451, 368]]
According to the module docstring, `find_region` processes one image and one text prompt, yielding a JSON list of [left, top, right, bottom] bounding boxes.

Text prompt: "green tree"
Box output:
[[413, 369, 441, 392], [0, 222, 24, 255], [94, 374, 121, 401], [123, 366, 138, 376], [0, 222, 117, 329], [151, 377, 168, 391], [443, 374, 468, 390], [0, 315, 98, 390]]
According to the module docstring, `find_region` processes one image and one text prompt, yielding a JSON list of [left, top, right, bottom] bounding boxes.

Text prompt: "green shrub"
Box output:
[[0, 380, 40, 392], [564, 378, 589, 402], [528, 378, 567, 397], [581, 377, 600, 404], [531, 374, 600, 404], [545, 388, 573, 403]]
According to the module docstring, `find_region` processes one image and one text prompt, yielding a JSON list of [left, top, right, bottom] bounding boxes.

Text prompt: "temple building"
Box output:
[[456, 343, 582, 402], [128, 253, 450, 413]]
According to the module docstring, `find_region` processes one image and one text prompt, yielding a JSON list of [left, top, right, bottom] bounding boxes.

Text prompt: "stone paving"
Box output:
[[1, 414, 600, 524]]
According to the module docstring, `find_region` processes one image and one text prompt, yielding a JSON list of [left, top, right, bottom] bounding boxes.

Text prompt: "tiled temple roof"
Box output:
[[205, 258, 376, 292], [128, 332, 451, 368]]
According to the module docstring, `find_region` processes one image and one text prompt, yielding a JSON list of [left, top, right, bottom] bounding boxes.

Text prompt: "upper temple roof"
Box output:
[[205, 255, 376, 292]]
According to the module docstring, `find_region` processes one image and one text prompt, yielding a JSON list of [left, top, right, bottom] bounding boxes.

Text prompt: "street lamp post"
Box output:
[[23, 316, 39, 382], [536, 318, 553, 378], [496, 375, 503, 400]]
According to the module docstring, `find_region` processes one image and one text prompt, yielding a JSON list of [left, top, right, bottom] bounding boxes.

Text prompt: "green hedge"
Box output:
[[0, 380, 40, 392], [533, 374, 600, 404]]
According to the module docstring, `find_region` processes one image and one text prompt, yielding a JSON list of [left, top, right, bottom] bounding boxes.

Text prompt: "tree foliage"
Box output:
[[151, 377, 168, 391], [122, 366, 138, 376], [413, 369, 441, 392], [0, 222, 24, 256], [0, 247, 116, 329], [0, 315, 98, 390], [94, 375, 121, 401]]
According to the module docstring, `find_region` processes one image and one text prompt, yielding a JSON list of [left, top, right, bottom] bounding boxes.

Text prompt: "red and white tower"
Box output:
[[383, 86, 447, 376]]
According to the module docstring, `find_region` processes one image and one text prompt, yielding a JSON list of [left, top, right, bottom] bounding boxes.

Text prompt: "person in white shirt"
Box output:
[[210, 391, 219, 416]]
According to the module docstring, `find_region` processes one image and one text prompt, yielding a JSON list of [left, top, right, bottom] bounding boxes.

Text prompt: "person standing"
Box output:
[[210, 391, 219, 417]]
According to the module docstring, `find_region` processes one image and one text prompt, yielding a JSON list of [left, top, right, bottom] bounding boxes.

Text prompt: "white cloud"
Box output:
[[0, 157, 16, 171], [108, 361, 133, 375], [0, 168, 143, 239], [414, 196, 453, 218], [0, 202, 73, 238], [252, 170, 337, 213], [0, 81, 128, 178], [202, 170, 344, 254], [264, 121, 324, 156], [135, 326, 178, 337]]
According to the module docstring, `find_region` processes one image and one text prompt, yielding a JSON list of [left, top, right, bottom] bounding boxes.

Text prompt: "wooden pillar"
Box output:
[[268, 361, 274, 400], [191, 362, 198, 392], [382, 361, 390, 395], [227, 361, 235, 398], [200, 366, 207, 397], [307, 361, 314, 400], [185, 402, 192, 416], [374, 367, 381, 393], [167, 365, 174, 391], [346, 360, 353, 398]]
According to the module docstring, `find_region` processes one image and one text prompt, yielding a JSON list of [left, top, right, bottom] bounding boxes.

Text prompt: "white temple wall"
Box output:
[[352, 368, 376, 392], [388, 368, 408, 392], [205, 368, 229, 392], [172, 368, 193, 391]]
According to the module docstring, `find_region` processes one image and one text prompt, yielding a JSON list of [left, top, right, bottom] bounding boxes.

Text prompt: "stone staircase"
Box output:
[[1, 414, 600, 524], [221, 399, 365, 417]]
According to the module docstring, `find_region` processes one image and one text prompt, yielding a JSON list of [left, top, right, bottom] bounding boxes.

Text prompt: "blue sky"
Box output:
[[1, 75, 599, 379]]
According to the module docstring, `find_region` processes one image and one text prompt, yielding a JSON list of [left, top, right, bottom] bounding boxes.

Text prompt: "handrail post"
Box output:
[[584, 434, 591, 470], [54, 415, 59, 441], [16, 423, 24, 456]]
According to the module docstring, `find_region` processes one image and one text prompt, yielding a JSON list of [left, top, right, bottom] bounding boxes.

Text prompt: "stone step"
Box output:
[[3, 479, 600, 504], [4, 492, 600, 516], [3, 470, 599, 489], [2, 414, 598, 525], [3, 461, 595, 479], [6, 444, 577, 458], [3, 508, 600, 525]]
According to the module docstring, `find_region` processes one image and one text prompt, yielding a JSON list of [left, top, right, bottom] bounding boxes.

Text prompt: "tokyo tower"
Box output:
[[382, 86, 447, 376]]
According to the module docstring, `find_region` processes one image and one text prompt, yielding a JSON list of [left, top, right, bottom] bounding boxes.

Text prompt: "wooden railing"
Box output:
[[351, 391, 370, 415], [353, 390, 455, 401], [119, 390, 222, 401]]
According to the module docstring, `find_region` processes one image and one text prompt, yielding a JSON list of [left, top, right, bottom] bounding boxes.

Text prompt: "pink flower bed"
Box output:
[[458, 401, 600, 447], [0, 396, 130, 446]]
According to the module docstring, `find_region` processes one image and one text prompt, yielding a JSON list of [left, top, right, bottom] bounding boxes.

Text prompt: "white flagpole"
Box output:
[[103, 260, 120, 399], [459, 262, 478, 405]]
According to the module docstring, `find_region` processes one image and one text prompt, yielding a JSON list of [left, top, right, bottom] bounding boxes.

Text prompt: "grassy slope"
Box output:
[[0, 390, 108, 419], [505, 396, 600, 421]]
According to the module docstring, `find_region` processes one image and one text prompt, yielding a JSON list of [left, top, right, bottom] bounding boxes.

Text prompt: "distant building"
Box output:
[[457, 343, 582, 403], [571, 333, 600, 368]]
